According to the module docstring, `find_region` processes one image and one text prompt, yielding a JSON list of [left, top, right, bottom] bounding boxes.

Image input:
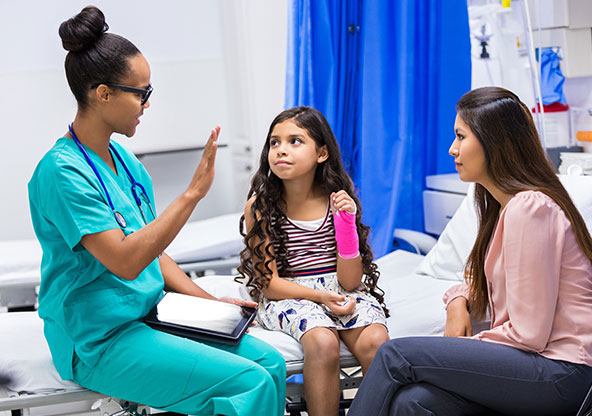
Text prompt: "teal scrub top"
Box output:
[[28, 137, 164, 380]]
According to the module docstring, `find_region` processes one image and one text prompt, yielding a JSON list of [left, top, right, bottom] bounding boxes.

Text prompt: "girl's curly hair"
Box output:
[[236, 106, 389, 317]]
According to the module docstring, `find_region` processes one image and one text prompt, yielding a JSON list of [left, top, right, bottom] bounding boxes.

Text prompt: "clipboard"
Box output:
[[144, 292, 257, 345]]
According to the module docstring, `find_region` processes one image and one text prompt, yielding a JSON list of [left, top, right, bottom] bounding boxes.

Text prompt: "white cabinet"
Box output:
[[533, 27, 592, 78], [423, 173, 469, 236], [527, 0, 592, 30]]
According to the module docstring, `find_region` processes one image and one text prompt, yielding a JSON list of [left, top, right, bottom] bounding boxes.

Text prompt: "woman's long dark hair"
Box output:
[[237, 106, 388, 316], [459, 87, 592, 319]]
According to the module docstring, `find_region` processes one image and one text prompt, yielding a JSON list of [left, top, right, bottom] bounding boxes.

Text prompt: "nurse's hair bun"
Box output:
[[59, 6, 109, 53]]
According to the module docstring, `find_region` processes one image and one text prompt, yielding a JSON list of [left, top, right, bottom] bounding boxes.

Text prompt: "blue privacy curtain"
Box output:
[[285, 0, 471, 257]]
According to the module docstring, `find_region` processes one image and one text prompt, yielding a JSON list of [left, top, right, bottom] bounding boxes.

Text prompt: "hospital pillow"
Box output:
[[416, 183, 477, 281], [559, 174, 592, 233], [416, 175, 592, 281]]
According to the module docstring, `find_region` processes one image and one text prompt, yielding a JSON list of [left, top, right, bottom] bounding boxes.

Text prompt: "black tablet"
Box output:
[[144, 292, 257, 345]]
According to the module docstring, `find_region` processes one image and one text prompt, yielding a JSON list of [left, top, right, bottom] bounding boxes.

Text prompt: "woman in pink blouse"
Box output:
[[349, 87, 592, 416]]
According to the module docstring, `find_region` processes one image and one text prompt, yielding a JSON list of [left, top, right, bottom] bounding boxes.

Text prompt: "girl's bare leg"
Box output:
[[300, 327, 342, 416], [340, 324, 390, 373]]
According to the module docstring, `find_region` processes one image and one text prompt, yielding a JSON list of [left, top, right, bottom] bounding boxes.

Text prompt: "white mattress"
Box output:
[[0, 240, 42, 288], [0, 249, 455, 395], [375, 250, 458, 337], [0, 312, 80, 394], [162, 213, 243, 263], [0, 213, 243, 290]]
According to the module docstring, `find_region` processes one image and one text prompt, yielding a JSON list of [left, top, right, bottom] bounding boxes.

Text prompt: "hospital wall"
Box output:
[[0, 0, 287, 241]]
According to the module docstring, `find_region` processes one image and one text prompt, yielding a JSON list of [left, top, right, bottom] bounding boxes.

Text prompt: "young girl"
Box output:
[[348, 87, 592, 416], [238, 106, 390, 416]]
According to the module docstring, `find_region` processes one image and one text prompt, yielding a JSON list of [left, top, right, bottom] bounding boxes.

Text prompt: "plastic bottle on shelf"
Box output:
[[532, 102, 570, 148], [576, 131, 592, 153]]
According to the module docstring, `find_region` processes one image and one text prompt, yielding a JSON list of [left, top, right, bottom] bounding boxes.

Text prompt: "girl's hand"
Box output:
[[444, 297, 472, 337], [188, 126, 220, 200], [331, 190, 356, 215], [218, 296, 258, 309], [320, 291, 356, 315]]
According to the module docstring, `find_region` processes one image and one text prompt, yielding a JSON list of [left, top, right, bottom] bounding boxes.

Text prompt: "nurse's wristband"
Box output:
[[333, 210, 360, 259]]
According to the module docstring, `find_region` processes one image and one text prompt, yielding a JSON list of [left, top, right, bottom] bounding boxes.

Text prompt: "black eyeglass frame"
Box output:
[[90, 82, 153, 105]]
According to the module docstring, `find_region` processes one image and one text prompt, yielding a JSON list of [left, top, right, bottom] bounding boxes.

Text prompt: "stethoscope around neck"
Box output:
[[68, 124, 156, 228]]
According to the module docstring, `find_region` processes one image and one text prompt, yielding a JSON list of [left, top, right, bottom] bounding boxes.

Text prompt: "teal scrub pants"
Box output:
[[72, 322, 286, 416]]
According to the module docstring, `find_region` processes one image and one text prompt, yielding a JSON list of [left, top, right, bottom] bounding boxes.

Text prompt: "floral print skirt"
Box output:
[[257, 271, 387, 341]]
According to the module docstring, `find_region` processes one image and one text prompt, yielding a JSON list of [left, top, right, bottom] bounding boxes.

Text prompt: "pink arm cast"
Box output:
[[333, 210, 360, 259]]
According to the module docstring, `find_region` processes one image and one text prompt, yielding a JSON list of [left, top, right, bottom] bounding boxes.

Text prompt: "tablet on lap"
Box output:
[[144, 292, 256, 345]]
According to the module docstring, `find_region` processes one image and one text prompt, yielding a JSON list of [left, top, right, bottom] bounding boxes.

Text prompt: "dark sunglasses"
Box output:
[[90, 82, 153, 105]]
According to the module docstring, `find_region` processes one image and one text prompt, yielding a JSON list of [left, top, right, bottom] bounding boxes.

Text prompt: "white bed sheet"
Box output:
[[376, 250, 459, 336], [165, 213, 243, 263], [0, 213, 243, 291], [0, 240, 42, 288], [0, 312, 79, 395], [194, 250, 455, 362], [1, 249, 454, 395]]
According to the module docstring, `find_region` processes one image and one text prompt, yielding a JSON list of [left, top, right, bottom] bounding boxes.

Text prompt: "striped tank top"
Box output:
[[273, 205, 337, 276]]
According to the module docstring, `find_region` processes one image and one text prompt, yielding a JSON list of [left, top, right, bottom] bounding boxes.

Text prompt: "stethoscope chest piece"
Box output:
[[114, 211, 127, 228]]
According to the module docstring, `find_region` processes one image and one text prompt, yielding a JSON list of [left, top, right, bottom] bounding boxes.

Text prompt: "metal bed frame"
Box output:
[[0, 358, 362, 416], [285, 356, 362, 415]]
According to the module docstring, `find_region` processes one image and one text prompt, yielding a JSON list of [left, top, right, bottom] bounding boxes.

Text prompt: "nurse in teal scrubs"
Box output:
[[27, 6, 285, 416]]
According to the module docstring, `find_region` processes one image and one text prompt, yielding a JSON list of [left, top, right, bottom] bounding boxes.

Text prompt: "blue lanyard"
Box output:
[[68, 124, 155, 227]]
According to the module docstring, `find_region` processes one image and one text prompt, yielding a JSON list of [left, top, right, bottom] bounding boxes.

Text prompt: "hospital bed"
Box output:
[[2, 175, 591, 416], [0, 249, 455, 416], [0, 213, 243, 311]]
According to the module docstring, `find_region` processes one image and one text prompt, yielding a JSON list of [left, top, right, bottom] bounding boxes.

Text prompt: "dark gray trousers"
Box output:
[[348, 337, 592, 416]]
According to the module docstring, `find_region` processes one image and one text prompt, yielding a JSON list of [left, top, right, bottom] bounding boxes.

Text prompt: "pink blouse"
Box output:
[[443, 191, 592, 366]]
